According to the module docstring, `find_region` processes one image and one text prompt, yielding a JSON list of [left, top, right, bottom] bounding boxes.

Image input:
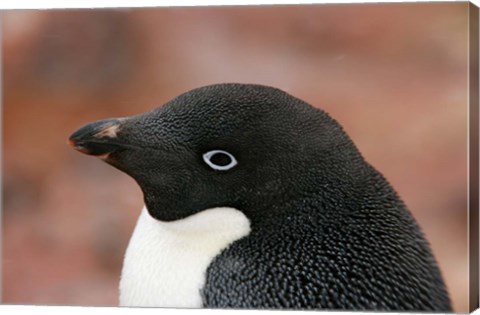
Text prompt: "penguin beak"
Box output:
[[68, 118, 125, 156]]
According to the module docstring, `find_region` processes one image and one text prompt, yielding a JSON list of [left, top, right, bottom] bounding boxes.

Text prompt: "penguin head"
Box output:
[[69, 84, 363, 223]]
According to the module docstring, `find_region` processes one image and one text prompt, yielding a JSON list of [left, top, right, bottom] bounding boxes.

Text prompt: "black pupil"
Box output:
[[210, 152, 232, 166]]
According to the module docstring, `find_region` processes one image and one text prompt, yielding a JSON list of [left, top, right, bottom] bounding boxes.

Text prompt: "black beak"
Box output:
[[68, 118, 124, 156]]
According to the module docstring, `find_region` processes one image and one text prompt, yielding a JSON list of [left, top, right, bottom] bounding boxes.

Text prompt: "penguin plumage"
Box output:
[[69, 83, 452, 311]]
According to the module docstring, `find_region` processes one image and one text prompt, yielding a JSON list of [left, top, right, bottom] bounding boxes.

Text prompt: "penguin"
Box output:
[[68, 83, 452, 311]]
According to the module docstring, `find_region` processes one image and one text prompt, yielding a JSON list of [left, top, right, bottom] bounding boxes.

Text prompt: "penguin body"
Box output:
[[69, 83, 452, 311]]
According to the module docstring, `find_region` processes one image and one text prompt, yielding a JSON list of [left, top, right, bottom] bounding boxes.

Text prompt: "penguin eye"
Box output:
[[203, 150, 237, 171]]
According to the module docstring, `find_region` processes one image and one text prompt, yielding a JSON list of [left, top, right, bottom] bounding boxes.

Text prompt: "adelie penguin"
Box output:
[[69, 83, 452, 311]]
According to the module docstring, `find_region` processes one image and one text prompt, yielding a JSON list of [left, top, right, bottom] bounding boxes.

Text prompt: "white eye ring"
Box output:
[[203, 150, 238, 171]]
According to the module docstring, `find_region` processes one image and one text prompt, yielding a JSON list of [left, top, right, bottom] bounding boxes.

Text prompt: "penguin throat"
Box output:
[[119, 206, 251, 307]]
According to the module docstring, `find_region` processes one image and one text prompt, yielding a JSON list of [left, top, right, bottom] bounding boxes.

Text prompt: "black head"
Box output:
[[69, 84, 364, 223]]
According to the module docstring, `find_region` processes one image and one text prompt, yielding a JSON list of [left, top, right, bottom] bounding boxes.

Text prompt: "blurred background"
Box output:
[[2, 3, 469, 312]]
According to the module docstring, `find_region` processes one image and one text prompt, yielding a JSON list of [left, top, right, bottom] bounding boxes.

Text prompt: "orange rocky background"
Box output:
[[2, 3, 469, 311]]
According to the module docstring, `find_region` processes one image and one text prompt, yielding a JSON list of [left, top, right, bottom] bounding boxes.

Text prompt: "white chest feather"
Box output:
[[119, 206, 251, 307]]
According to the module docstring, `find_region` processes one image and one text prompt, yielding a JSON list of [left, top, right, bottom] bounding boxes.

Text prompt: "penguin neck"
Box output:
[[119, 205, 251, 307], [240, 167, 374, 228]]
